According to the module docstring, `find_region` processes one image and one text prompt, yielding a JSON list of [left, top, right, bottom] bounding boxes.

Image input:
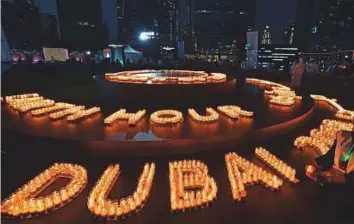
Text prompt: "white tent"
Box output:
[[124, 45, 143, 63]]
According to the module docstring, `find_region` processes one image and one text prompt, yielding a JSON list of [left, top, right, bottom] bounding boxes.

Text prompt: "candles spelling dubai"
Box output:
[[1, 147, 299, 219]]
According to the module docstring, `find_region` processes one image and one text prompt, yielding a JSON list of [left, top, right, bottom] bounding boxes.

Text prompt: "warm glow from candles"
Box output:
[[1, 163, 87, 218], [49, 106, 85, 120], [150, 110, 183, 125], [217, 105, 253, 119], [188, 108, 219, 123], [67, 107, 101, 122], [31, 103, 75, 116], [169, 160, 217, 212], [246, 79, 301, 106], [105, 70, 226, 84], [87, 163, 155, 219], [104, 109, 146, 125], [255, 147, 298, 183], [225, 152, 283, 201], [294, 119, 353, 155]]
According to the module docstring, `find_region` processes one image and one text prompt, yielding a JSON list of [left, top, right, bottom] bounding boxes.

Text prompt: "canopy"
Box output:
[[124, 45, 143, 63]]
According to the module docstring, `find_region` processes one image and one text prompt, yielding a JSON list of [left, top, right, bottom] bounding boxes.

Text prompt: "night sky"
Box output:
[[256, 0, 297, 44], [34, 0, 298, 44]]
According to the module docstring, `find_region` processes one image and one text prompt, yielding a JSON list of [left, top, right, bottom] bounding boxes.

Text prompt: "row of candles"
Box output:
[[246, 78, 291, 90], [3, 93, 255, 126], [104, 109, 146, 125], [1, 163, 87, 218], [49, 106, 85, 120], [225, 152, 284, 202], [266, 87, 302, 106], [150, 110, 184, 125], [188, 108, 219, 123], [254, 147, 297, 183], [2, 150, 298, 219], [4, 93, 101, 122], [169, 160, 217, 212], [10, 98, 55, 112], [108, 75, 227, 84], [245, 78, 302, 107], [294, 119, 353, 155], [311, 94, 354, 122], [217, 105, 254, 118], [31, 103, 75, 116], [105, 70, 226, 84], [106, 70, 209, 78], [67, 107, 101, 122], [225, 148, 297, 202], [87, 163, 155, 219]]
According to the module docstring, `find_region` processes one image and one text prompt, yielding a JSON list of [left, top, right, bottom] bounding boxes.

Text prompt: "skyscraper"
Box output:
[[101, 0, 118, 42], [311, 0, 354, 48], [194, 0, 256, 50], [295, 0, 354, 50], [261, 25, 272, 45], [256, 0, 297, 45], [158, 0, 178, 48], [178, 0, 195, 53]]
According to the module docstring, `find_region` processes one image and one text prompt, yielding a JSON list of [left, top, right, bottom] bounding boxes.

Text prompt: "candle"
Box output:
[[188, 108, 219, 123], [87, 163, 155, 219], [104, 109, 146, 125], [255, 147, 298, 183], [169, 160, 217, 212], [31, 103, 75, 116], [67, 107, 101, 122], [225, 152, 283, 199], [1, 163, 87, 218], [150, 110, 183, 125], [49, 106, 85, 120]]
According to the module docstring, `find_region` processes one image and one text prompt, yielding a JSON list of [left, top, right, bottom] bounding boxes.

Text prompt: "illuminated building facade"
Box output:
[[258, 45, 299, 71], [185, 41, 245, 63], [261, 25, 272, 45], [157, 0, 178, 48], [178, 0, 195, 54]]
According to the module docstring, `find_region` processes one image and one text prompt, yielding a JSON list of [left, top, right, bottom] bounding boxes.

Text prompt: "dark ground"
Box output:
[[1, 64, 354, 224]]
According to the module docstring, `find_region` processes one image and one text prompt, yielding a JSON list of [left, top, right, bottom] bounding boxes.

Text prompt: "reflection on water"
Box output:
[[150, 123, 183, 139], [187, 118, 219, 138]]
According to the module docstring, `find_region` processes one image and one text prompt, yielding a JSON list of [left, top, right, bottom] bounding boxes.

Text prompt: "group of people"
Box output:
[[290, 58, 320, 89]]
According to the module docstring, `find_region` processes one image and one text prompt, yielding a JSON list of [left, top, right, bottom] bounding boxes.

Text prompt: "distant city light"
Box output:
[[86, 51, 91, 55], [139, 31, 155, 41], [162, 46, 175, 51], [109, 44, 124, 48], [312, 27, 318, 34]]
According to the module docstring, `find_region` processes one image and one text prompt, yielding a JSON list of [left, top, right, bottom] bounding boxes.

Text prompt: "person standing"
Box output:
[[290, 58, 305, 89]]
